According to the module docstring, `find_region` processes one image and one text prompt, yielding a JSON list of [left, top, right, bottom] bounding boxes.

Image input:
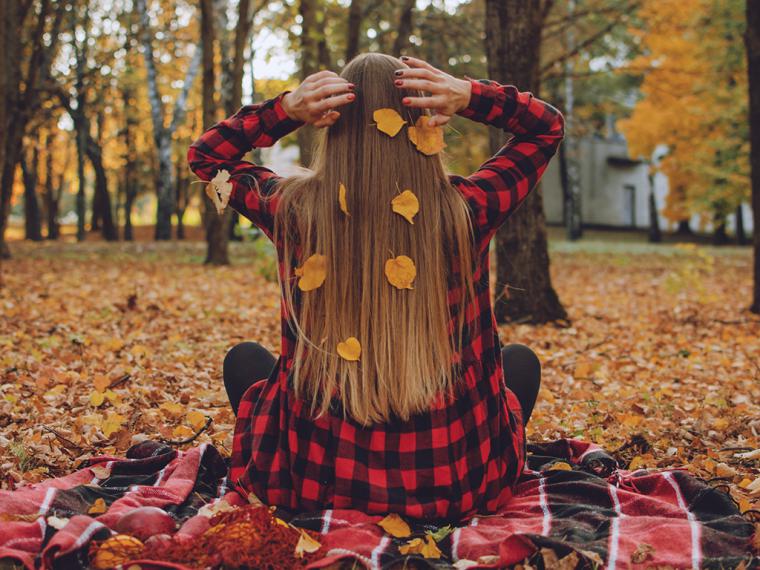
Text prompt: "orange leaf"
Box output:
[[378, 513, 411, 537], [295, 254, 327, 292], [206, 169, 233, 214], [88, 497, 108, 515], [407, 116, 445, 155], [373, 108, 406, 137], [337, 337, 361, 362], [391, 190, 419, 224], [385, 255, 416, 289], [338, 182, 350, 216]]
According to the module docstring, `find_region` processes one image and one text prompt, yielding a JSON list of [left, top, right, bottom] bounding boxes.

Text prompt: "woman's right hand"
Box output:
[[393, 56, 473, 127]]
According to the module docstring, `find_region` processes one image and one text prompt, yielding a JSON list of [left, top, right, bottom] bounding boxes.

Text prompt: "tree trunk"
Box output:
[[676, 219, 692, 235], [747, 0, 760, 313], [484, 0, 566, 324], [713, 213, 729, 245], [297, 0, 321, 167], [735, 203, 746, 245], [200, 0, 230, 265], [392, 0, 415, 56], [43, 143, 60, 240], [20, 146, 43, 241], [648, 171, 662, 243], [86, 139, 118, 240], [135, 0, 201, 241], [75, 110, 87, 242], [346, 0, 362, 61]]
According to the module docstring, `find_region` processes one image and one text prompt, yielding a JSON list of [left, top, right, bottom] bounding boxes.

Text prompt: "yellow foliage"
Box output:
[[407, 116, 446, 155], [295, 254, 327, 292], [373, 108, 406, 137], [377, 513, 411, 537], [391, 190, 419, 224], [338, 182, 349, 216], [384, 255, 416, 290], [336, 337, 361, 361]]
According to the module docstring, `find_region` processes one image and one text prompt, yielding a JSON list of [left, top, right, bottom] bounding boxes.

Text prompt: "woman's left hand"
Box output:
[[281, 71, 356, 128]]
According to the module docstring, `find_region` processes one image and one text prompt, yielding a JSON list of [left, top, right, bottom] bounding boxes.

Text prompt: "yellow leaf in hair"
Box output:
[[385, 255, 416, 289], [378, 513, 411, 537], [407, 116, 446, 155], [337, 337, 361, 361], [391, 190, 419, 224], [338, 182, 350, 216], [373, 108, 406, 137], [295, 254, 327, 291], [206, 169, 233, 214]]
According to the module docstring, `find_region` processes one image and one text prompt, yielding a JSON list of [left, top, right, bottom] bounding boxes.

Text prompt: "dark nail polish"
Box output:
[[394, 79, 402, 86], [348, 84, 355, 90], [403, 98, 410, 105], [400, 56, 409, 61], [394, 70, 402, 76]]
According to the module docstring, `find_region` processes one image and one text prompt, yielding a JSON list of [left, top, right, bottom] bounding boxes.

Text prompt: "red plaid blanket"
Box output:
[[0, 439, 755, 569]]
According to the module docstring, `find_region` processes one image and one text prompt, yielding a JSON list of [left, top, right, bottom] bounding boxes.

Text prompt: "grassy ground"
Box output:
[[0, 235, 757, 516]]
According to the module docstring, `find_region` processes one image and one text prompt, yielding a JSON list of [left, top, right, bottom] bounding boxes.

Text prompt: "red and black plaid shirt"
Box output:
[[187, 78, 564, 520]]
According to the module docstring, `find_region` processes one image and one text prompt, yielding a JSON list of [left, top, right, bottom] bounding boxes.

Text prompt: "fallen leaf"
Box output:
[[398, 535, 442, 559], [407, 115, 445, 155], [90, 465, 111, 480], [337, 337, 361, 362], [89, 390, 105, 407], [295, 254, 327, 292], [93, 374, 110, 393], [159, 402, 184, 417], [338, 182, 349, 216], [295, 529, 321, 557], [385, 255, 416, 289], [373, 108, 406, 137], [206, 169, 233, 215], [172, 425, 195, 439], [378, 513, 411, 538], [102, 412, 126, 438], [88, 497, 108, 515], [391, 190, 419, 224], [630, 543, 655, 563], [186, 410, 207, 431], [548, 461, 572, 471]]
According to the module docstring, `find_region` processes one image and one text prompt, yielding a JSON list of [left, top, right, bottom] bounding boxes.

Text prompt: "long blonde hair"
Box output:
[[273, 53, 477, 425]]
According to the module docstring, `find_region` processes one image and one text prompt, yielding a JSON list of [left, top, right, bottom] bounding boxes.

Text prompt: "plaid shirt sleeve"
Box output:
[[451, 78, 565, 248], [186, 91, 305, 239]]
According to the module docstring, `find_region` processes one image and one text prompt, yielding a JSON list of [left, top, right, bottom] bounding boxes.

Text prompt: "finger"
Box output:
[[304, 70, 340, 84], [394, 78, 444, 93], [311, 92, 355, 114], [310, 80, 354, 101], [395, 67, 437, 81], [314, 111, 340, 128], [400, 56, 438, 73], [427, 113, 451, 127], [402, 94, 447, 109], [309, 75, 351, 91]]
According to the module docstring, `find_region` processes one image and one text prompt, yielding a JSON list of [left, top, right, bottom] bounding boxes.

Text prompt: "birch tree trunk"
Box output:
[[136, 0, 201, 240], [484, 0, 567, 324]]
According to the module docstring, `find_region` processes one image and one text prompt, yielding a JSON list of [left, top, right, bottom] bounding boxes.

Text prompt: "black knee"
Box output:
[[501, 343, 541, 424], [223, 342, 276, 414]]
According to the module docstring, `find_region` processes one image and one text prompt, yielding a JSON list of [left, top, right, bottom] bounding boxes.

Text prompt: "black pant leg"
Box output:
[[501, 343, 541, 425], [223, 342, 277, 415]]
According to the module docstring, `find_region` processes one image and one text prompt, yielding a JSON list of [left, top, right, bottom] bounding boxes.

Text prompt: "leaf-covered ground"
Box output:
[[0, 237, 758, 514]]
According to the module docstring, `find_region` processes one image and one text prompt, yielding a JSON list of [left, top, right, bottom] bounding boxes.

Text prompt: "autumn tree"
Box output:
[[0, 0, 68, 258], [748, 0, 760, 313]]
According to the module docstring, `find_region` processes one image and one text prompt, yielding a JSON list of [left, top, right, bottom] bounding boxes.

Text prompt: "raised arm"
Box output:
[[393, 56, 564, 249], [452, 78, 565, 246], [187, 92, 304, 240], [187, 71, 356, 240]]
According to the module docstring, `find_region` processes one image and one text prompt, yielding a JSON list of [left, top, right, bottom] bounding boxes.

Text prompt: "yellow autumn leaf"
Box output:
[[102, 412, 126, 438], [172, 425, 195, 439], [628, 455, 647, 471], [187, 410, 207, 431], [385, 255, 416, 289], [338, 182, 350, 216], [93, 374, 110, 392], [295, 254, 327, 292], [373, 108, 406, 137], [206, 169, 233, 215], [399, 535, 442, 559], [90, 465, 111, 480], [89, 390, 105, 407], [378, 513, 411, 538], [548, 461, 572, 471], [337, 337, 361, 361], [407, 115, 446, 155], [88, 497, 108, 515], [295, 529, 322, 557], [391, 190, 419, 224], [160, 402, 185, 417]]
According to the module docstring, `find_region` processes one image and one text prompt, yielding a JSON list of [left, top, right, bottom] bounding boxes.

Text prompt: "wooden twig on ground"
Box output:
[[160, 416, 213, 446]]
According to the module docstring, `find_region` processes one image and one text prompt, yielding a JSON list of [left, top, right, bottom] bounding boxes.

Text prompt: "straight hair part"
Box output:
[[272, 53, 477, 425]]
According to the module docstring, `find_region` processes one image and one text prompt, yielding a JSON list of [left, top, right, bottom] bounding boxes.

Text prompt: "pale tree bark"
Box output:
[[0, 0, 68, 258], [484, 0, 567, 324], [747, 0, 760, 313], [135, 0, 201, 240]]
